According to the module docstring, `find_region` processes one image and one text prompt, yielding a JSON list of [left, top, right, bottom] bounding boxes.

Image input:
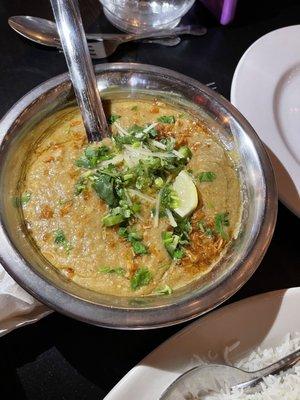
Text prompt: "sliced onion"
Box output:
[[166, 209, 177, 227], [114, 121, 129, 136], [153, 189, 162, 228], [143, 122, 158, 133], [151, 139, 166, 150], [128, 189, 156, 204], [100, 154, 124, 167]]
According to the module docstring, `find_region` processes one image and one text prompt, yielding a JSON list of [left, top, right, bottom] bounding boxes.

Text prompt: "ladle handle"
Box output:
[[50, 0, 109, 142]]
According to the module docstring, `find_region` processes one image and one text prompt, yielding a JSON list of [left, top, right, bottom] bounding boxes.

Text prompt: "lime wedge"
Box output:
[[173, 171, 198, 217]]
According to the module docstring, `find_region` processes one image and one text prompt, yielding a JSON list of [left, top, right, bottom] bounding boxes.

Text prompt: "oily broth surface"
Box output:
[[22, 100, 241, 296]]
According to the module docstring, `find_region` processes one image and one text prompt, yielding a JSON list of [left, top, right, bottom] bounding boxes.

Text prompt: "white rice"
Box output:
[[200, 333, 300, 400]]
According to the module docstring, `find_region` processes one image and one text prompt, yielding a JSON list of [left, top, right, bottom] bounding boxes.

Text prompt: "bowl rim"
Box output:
[[0, 62, 278, 329]]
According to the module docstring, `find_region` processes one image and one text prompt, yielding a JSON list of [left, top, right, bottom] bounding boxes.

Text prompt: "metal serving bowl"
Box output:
[[0, 63, 277, 329]]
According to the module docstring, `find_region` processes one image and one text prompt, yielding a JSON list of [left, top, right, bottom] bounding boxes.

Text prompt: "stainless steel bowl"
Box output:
[[0, 63, 277, 329]]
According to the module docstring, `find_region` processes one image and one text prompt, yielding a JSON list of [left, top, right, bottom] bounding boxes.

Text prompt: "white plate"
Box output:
[[231, 25, 300, 217], [104, 287, 300, 400]]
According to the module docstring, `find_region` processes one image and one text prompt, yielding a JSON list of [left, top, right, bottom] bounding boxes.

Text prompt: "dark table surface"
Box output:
[[0, 0, 300, 399]]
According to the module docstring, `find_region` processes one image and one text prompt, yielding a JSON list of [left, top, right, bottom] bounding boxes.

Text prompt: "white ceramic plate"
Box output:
[[231, 25, 300, 217], [104, 287, 300, 400]]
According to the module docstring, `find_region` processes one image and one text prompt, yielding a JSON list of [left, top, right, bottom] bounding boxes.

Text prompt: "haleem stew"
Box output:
[[20, 99, 241, 297]]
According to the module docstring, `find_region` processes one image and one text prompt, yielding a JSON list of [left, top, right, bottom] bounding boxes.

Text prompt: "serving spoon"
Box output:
[[160, 348, 300, 399], [50, 0, 108, 142]]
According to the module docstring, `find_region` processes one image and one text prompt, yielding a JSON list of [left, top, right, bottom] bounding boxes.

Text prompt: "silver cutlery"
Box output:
[[206, 81, 217, 91], [8, 16, 206, 58], [85, 25, 206, 58], [50, 0, 108, 142], [160, 347, 300, 399]]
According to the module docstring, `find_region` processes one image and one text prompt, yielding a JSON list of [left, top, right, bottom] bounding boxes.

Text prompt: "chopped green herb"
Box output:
[[74, 121, 190, 232], [54, 229, 72, 254], [198, 171, 216, 182], [178, 146, 192, 160], [132, 240, 148, 255], [54, 229, 66, 245], [157, 115, 175, 124], [162, 231, 181, 259], [113, 123, 158, 150], [102, 214, 125, 227], [130, 267, 152, 290], [136, 175, 149, 190], [197, 220, 214, 237], [21, 192, 31, 206], [154, 177, 164, 189], [92, 173, 118, 207], [118, 227, 148, 255], [147, 126, 158, 138], [131, 202, 141, 214], [215, 212, 230, 240], [155, 285, 173, 295], [128, 124, 143, 134], [131, 105, 138, 111], [161, 137, 176, 151], [162, 217, 191, 260], [14, 192, 31, 207], [161, 185, 180, 210], [132, 141, 140, 148], [76, 145, 112, 169], [98, 266, 125, 276], [107, 114, 121, 124], [175, 217, 192, 242], [74, 177, 88, 195], [173, 248, 185, 260], [113, 134, 134, 148], [118, 227, 128, 238]]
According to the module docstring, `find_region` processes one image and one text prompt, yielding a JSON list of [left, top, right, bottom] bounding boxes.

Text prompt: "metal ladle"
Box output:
[[50, 0, 109, 142]]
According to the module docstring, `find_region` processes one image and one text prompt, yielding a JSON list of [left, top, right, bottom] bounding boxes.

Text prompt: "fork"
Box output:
[[206, 81, 217, 91], [86, 25, 207, 58]]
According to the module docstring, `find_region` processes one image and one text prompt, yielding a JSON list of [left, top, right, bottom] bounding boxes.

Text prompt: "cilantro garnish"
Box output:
[[76, 145, 113, 169], [162, 232, 181, 259], [161, 137, 175, 151], [14, 192, 31, 207], [162, 217, 191, 260], [74, 177, 88, 195], [130, 267, 152, 290], [197, 220, 214, 237], [198, 171, 216, 182], [102, 214, 125, 227], [92, 173, 118, 207], [113, 124, 157, 150], [54, 229, 66, 244], [178, 146, 192, 160], [54, 229, 72, 254], [118, 227, 148, 255], [215, 212, 230, 240], [98, 266, 125, 276], [131, 105, 138, 111], [161, 185, 180, 211], [157, 115, 175, 124], [74, 121, 191, 235], [107, 114, 121, 125]]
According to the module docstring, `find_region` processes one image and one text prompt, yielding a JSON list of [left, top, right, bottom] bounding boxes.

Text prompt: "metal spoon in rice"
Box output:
[[160, 348, 300, 399], [50, 0, 109, 142]]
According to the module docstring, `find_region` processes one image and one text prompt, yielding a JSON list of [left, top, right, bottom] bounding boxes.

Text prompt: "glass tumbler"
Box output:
[[99, 0, 196, 33]]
